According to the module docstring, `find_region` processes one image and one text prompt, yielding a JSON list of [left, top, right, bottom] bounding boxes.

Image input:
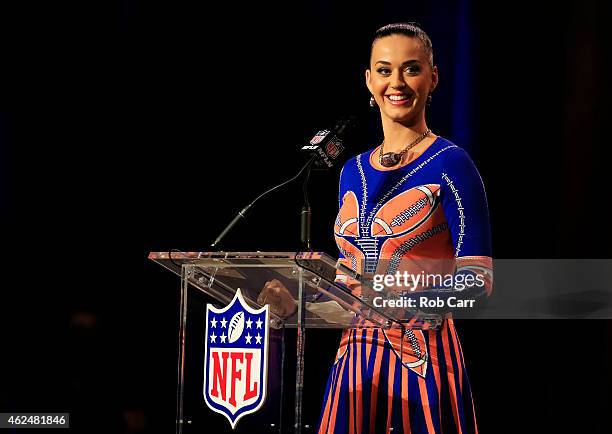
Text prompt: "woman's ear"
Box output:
[[430, 65, 439, 92], [365, 68, 372, 94]]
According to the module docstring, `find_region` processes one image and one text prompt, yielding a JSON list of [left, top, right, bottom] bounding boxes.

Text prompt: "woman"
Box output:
[[317, 23, 493, 434]]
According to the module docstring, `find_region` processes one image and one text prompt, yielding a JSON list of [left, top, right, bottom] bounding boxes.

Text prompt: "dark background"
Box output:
[[3, 0, 612, 432]]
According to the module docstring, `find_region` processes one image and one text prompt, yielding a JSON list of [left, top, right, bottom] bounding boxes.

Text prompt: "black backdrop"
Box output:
[[3, 0, 612, 433]]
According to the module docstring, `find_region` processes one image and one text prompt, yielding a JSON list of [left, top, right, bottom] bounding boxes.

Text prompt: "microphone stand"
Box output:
[[209, 154, 317, 434], [208, 118, 353, 433], [300, 162, 313, 251]]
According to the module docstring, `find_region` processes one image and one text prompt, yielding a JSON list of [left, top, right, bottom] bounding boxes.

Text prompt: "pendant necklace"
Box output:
[[379, 128, 431, 168]]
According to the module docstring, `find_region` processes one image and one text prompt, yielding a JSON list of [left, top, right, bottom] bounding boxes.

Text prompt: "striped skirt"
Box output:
[[317, 320, 478, 434]]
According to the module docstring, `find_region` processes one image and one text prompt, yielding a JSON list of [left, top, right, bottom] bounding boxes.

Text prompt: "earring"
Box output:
[[426, 92, 433, 106], [369, 96, 377, 108]]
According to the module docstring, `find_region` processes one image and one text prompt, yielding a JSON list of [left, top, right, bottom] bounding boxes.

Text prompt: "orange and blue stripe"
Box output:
[[318, 321, 478, 434]]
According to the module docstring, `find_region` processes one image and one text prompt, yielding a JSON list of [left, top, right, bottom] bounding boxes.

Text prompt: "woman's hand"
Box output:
[[257, 279, 297, 318]]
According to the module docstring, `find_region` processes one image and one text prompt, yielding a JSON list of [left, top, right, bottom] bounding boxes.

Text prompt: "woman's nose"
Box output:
[[390, 71, 406, 89]]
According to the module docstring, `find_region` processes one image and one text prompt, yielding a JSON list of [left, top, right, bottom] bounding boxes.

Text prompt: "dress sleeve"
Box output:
[[440, 147, 494, 295], [408, 147, 494, 314]]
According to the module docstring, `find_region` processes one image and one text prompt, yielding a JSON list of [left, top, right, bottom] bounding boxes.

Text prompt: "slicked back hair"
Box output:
[[370, 23, 434, 68]]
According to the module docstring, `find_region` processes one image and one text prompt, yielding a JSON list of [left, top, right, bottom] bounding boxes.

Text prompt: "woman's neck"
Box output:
[[381, 117, 429, 153]]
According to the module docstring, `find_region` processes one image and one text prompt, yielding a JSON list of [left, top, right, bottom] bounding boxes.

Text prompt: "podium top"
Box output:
[[149, 251, 331, 264], [149, 251, 442, 330]]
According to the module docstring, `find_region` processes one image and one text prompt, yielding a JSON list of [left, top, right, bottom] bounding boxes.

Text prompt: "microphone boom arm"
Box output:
[[210, 154, 317, 248]]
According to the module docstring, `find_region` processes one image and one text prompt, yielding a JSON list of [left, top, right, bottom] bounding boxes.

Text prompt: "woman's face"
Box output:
[[366, 34, 438, 124]]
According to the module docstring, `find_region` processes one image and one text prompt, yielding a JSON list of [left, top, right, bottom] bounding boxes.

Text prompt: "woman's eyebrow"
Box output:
[[374, 59, 421, 66]]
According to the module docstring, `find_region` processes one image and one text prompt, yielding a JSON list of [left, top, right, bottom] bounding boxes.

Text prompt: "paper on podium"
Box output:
[[305, 300, 356, 325]]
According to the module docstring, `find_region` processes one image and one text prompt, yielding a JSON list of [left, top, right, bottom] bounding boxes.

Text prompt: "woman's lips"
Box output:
[[385, 94, 412, 106]]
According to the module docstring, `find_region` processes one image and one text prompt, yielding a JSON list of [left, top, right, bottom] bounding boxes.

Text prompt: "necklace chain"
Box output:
[[379, 129, 431, 167]]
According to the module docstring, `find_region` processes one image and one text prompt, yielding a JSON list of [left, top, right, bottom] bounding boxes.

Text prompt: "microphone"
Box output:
[[300, 116, 355, 169], [210, 117, 356, 248]]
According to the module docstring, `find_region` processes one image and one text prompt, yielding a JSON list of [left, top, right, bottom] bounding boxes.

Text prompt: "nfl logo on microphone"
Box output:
[[203, 288, 269, 429]]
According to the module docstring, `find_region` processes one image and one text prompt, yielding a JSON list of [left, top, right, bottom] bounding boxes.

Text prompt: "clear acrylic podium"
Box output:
[[149, 251, 442, 434]]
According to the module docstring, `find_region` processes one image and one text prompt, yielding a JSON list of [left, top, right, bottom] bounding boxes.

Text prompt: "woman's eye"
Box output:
[[376, 66, 420, 76]]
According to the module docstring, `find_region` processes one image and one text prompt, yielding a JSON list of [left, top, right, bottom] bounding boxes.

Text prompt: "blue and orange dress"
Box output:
[[317, 136, 493, 434]]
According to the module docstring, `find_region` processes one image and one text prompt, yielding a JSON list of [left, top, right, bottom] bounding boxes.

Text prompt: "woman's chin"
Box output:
[[382, 103, 419, 118], [383, 110, 418, 124]]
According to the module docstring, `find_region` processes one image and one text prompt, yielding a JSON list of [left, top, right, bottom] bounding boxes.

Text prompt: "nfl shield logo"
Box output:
[[203, 289, 269, 429], [325, 138, 344, 159], [309, 129, 329, 145]]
